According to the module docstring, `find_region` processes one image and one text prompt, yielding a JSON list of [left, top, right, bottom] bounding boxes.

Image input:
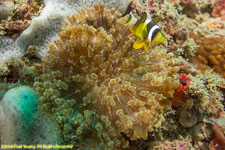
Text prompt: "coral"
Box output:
[[172, 73, 190, 108], [0, 86, 61, 145], [33, 3, 180, 149], [166, 0, 225, 38], [0, 57, 37, 84], [185, 71, 224, 114], [210, 122, 225, 150], [131, 0, 154, 13], [0, 61, 10, 76], [172, 73, 190, 107], [176, 73, 190, 95], [208, 20, 224, 30], [167, 0, 214, 19], [212, 0, 225, 20], [180, 0, 198, 18], [0, 79, 22, 99], [0, 0, 45, 38], [149, 138, 193, 150], [0, 0, 131, 62], [190, 32, 225, 78], [0, 54, 38, 99]]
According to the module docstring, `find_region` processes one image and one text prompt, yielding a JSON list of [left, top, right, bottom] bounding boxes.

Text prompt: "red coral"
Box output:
[[172, 74, 190, 107], [176, 73, 190, 95], [212, 0, 225, 20]]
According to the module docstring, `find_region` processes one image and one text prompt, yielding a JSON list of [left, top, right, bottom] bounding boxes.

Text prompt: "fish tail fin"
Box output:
[[129, 25, 136, 34], [144, 43, 150, 53], [133, 39, 145, 50]]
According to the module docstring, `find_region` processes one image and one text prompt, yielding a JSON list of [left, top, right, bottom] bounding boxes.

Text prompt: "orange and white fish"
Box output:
[[126, 11, 166, 52]]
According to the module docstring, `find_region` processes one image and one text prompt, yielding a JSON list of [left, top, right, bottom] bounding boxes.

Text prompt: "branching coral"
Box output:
[[33, 3, 180, 149], [190, 32, 225, 78]]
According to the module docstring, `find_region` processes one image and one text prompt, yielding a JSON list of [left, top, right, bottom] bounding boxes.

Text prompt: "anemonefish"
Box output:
[[126, 11, 166, 53]]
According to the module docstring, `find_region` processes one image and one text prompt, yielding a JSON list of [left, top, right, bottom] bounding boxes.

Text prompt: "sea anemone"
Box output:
[[33, 3, 180, 149]]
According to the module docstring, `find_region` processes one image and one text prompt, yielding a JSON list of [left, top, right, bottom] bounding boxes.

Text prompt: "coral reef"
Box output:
[[0, 0, 225, 149], [190, 32, 225, 78], [33, 3, 180, 149]]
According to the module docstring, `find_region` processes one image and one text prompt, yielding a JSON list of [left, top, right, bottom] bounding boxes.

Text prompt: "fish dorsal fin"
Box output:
[[134, 11, 147, 27], [151, 17, 160, 24], [126, 12, 137, 25], [130, 12, 148, 37], [144, 10, 152, 20]]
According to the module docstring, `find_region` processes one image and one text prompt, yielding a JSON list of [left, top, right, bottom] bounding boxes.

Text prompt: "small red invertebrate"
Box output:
[[172, 74, 190, 107], [176, 73, 190, 95]]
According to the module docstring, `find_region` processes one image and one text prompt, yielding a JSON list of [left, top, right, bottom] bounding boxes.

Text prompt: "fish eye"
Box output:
[[152, 31, 157, 37], [152, 29, 160, 39]]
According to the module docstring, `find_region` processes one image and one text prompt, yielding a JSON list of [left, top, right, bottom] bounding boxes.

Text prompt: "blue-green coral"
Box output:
[[0, 86, 61, 145]]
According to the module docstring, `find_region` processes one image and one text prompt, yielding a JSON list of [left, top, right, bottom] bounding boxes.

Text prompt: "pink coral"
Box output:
[[212, 0, 225, 20]]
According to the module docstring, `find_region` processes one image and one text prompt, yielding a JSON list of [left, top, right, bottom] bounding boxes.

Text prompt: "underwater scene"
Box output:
[[0, 0, 225, 150]]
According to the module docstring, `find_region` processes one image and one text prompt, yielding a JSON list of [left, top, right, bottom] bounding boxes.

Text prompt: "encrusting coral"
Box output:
[[33, 3, 180, 149], [190, 32, 225, 78]]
